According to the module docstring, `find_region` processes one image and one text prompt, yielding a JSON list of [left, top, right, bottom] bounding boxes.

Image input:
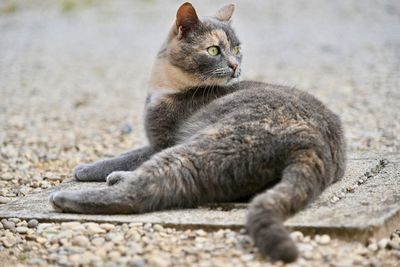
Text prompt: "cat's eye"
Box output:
[[207, 46, 220, 56], [232, 46, 241, 55]]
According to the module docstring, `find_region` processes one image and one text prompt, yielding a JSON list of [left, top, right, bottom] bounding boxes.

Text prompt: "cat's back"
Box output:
[[192, 80, 341, 131], [180, 80, 346, 180]]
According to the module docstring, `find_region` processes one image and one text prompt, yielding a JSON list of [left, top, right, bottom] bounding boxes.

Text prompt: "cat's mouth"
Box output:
[[195, 67, 241, 87], [227, 68, 241, 84], [208, 68, 241, 83]]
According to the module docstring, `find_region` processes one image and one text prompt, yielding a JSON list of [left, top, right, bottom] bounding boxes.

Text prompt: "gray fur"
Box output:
[[50, 3, 345, 263]]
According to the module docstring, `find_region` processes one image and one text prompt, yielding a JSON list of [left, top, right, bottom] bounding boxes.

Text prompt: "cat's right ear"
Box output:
[[214, 4, 235, 23], [176, 2, 200, 39]]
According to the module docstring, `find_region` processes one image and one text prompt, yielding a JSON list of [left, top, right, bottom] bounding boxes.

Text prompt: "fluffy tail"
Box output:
[[247, 149, 331, 262]]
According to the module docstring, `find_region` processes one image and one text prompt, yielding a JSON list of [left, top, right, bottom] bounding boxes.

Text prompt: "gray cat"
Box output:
[[50, 3, 346, 262]]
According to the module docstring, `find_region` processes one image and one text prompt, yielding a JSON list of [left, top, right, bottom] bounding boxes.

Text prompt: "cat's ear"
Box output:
[[214, 4, 235, 23], [176, 2, 200, 39]]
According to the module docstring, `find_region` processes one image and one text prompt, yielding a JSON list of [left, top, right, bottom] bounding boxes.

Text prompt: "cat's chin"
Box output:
[[197, 77, 239, 87], [226, 77, 240, 86]]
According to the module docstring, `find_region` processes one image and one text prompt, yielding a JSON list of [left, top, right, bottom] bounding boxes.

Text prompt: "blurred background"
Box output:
[[1, 0, 399, 174]]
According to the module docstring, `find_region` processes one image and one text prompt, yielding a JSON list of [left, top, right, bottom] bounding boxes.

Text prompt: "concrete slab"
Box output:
[[0, 158, 399, 242], [285, 158, 400, 242]]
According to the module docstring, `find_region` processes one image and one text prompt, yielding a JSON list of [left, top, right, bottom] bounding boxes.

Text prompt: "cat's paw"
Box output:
[[72, 163, 91, 180], [49, 192, 64, 212], [72, 163, 104, 181], [49, 191, 79, 213], [106, 171, 131, 186]]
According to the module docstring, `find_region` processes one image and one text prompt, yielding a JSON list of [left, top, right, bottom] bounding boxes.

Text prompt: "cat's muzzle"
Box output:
[[231, 68, 241, 78]]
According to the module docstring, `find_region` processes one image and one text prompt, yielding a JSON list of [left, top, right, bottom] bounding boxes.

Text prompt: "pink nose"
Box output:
[[229, 63, 238, 71]]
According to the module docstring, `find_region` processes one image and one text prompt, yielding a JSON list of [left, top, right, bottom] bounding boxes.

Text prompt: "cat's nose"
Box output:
[[229, 63, 238, 71]]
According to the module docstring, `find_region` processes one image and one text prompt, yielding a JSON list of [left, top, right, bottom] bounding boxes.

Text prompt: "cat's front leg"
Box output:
[[50, 175, 138, 214], [73, 146, 154, 182]]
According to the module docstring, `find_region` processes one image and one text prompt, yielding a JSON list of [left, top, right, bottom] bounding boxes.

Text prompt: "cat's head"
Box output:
[[151, 2, 242, 90]]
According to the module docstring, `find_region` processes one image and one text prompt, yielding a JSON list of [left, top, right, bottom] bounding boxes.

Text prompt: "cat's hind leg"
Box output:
[[50, 134, 273, 214], [246, 149, 332, 263], [73, 146, 154, 181]]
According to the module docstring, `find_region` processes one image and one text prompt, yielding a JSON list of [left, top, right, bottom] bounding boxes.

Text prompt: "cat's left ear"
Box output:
[[176, 2, 200, 39], [214, 4, 235, 23]]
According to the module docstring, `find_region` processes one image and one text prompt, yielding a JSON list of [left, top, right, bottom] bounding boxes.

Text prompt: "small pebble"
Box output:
[[298, 243, 313, 253], [303, 250, 314, 260], [61, 221, 84, 231], [153, 224, 164, 232], [368, 243, 378, 252], [44, 172, 62, 181], [389, 238, 400, 250], [378, 238, 389, 249], [27, 258, 46, 266], [69, 253, 89, 265], [72, 235, 90, 247], [1, 220, 16, 231], [16, 226, 29, 234], [126, 228, 141, 241], [330, 196, 340, 203], [319, 235, 331, 245], [346, 186, 354, 193], [109, 251, 121, 259], [240, 254, 254, 262], [8, 218, 20, 223], [120, 123, 133, 135], [0, 196, 11, 204], [290, 231, 304, 242], [1, 232, 17, 248], [17, 220, 28, 227], [28, 219, 39, 228], [85, 223, 106, 235], [100, 223, 115, 231], [35, 237, 47, 244], [92, 237, 105, 247], [128, 258, 146, 267], [355, 246, 368, 255], [195, 229, 207, 236], [0, 174, 13, 181], [148, 256, 169, 267]]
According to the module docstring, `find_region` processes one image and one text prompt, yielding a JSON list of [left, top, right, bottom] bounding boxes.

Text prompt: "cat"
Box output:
[[50, 2, 346, 262]]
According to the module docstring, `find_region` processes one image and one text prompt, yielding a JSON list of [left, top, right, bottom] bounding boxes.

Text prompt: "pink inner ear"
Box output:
[[176, 2, 199, 36]]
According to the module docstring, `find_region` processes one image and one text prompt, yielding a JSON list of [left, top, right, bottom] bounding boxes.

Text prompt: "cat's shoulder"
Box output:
[[235, 80, 314, 99], [230, 80, 329, 112]]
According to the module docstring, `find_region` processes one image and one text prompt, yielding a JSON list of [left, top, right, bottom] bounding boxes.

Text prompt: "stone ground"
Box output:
[[0, 0, 400, 266]]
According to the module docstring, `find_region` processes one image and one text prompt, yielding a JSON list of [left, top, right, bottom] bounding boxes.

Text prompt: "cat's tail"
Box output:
[[247, 149, 330, 263]]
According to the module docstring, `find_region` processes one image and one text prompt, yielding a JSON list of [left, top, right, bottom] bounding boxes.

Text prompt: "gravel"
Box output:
[[1, 0, 399, 266], [1, 220, 399, 266]]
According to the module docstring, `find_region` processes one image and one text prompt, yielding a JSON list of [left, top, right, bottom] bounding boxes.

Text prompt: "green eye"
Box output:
[[232, 46, 240, 55], [207, 46, 220, 56]]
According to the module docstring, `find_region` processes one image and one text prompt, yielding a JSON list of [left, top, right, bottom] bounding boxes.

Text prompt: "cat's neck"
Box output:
[[148, 54, 228, 94], [149, 57, 199, 92]]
